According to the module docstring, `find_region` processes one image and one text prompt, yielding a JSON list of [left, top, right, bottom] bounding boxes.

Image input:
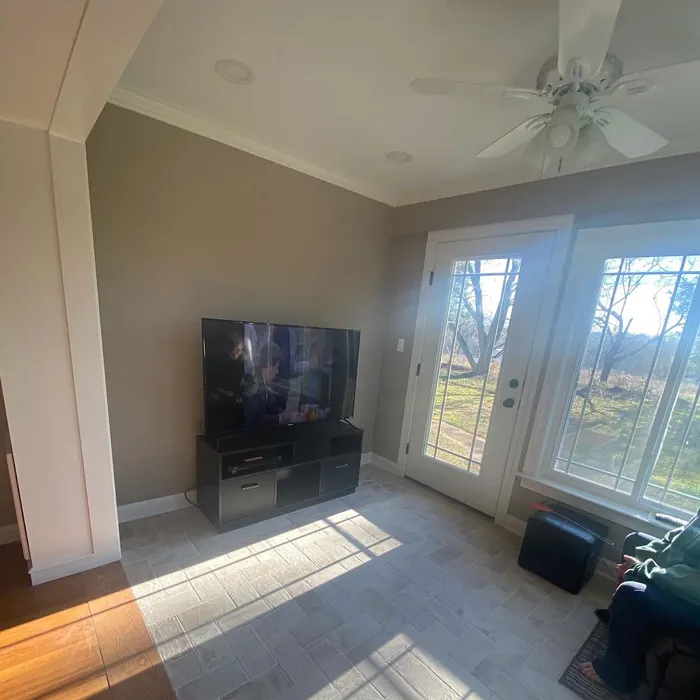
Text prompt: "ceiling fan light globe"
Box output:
[[548, 124, 574, 148], [569, 124, 610, 168], [522, 129, 550, 172]]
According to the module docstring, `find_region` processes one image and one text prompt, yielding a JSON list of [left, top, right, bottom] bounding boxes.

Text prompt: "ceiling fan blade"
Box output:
[[557, 0, 623, 79], [477, 117, 548, 159], [410, 78, 542, 100], [610, 60, 700, 97], [595, 108, 668, 158]]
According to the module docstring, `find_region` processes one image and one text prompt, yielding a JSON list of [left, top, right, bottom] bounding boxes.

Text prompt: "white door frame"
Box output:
[[397, 215, 575, 525]]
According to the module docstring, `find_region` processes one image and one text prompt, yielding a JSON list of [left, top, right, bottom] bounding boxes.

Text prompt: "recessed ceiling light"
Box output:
[[386, 151, 413, 165], [215, 59, 255, 85]]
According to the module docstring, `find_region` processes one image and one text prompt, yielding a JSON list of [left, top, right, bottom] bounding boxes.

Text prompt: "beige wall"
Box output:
[[396, 151, 700, 236], [0, 381, 17, 527], [371, 232, 427, 463], [0, 120, 94, 567], [378, 152, 700, 552], [87, 105, 393, 506]]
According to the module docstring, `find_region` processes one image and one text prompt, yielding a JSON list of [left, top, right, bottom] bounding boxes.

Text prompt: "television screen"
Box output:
[[202, 319, 360, 435]]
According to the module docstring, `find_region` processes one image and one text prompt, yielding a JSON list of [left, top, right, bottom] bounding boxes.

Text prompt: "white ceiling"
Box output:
[[0, 0, 88, 130], [116, 0, 700, 205]]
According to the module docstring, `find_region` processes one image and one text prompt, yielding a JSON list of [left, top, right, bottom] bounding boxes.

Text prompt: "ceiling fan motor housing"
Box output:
[[536, 52, 624, 101]]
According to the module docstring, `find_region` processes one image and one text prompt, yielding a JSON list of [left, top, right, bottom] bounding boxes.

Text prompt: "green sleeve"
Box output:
[[626, 559, 700, 608], [635, 526, 684, 560]]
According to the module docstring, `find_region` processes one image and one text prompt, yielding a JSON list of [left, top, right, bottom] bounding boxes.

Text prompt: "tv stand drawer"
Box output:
[[221, 472, 275, 522], [196, 422, 364, 532], [320, 453, 360, 494]]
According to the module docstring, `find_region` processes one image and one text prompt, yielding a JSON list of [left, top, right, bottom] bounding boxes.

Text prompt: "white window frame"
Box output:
[[522, 219, 700, 523]]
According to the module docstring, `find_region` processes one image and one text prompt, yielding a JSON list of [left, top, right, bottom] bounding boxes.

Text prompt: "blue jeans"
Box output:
[[594, 575, 700, 691]]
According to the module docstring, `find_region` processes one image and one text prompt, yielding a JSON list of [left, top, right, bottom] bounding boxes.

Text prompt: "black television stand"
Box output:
[[196, 421, 363, 531]]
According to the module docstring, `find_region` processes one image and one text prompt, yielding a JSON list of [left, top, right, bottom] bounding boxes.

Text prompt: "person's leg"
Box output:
[[584, 582, 652, 692], [645, 584, 700, 637], [595, 532, 657, 624]]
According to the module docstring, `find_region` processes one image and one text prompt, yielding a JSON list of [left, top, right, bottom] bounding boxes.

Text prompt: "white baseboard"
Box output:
[[118, 491, 196, 523], [360, 452, 372, 466], [0, 523, 20, 545], [366, 452, 404, 478], [502, 515, 527, 538], [30, 550, 120, 586]]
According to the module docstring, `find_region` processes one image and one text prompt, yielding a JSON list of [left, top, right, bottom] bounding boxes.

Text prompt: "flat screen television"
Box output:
[[202, 318, 360, 435]]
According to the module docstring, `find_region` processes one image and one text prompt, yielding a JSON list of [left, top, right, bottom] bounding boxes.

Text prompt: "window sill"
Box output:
[[519, 474, 670, 538]]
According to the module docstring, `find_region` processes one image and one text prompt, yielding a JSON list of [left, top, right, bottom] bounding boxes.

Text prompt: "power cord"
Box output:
[[184, 486, 199, 508], [597, 558, 618, 581]]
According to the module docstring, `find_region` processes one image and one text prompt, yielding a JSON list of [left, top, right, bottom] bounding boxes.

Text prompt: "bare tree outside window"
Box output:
[[446, 259, 521, 379], [556, 255, 700, 514], [427, 258, 521, 473], [595, 258, 691, 383]]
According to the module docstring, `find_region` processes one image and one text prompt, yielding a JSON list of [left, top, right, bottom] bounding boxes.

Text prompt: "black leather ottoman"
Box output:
[[518, 507, 606, 594]]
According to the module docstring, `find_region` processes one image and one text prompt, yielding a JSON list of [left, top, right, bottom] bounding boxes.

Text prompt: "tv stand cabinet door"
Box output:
[[320, 453, 360, 494], [221, 472, 276, 523]]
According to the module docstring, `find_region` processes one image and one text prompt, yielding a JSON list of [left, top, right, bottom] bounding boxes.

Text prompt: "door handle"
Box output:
[[241, 483, 260, 490], [502, 398, 516, 408], [335, 463, 349, 469]]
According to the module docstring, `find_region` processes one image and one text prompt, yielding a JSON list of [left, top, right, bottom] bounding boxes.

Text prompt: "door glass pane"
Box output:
[[426, 257, 521, 474], [644, 325, 700, 515], [555, 256, 700, 496]]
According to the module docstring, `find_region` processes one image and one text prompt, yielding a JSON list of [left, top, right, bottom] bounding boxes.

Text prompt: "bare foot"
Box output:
[[580, 662, 603, 685]]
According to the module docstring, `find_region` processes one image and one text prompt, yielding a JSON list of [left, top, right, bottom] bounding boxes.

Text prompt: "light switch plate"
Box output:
[[397, 338, 405, 352]]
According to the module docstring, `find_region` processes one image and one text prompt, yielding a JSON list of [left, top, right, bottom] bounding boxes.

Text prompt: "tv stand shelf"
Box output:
[[196, 422, 363, 531]]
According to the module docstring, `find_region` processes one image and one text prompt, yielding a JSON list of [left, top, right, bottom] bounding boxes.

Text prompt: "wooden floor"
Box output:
[[0, 543, 175, 699]]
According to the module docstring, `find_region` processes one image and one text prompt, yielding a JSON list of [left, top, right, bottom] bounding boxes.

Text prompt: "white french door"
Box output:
[[406, 231, 557, 516]]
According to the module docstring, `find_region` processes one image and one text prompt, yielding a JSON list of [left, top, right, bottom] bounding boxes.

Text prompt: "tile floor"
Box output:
[[120, 465, 614, 700]]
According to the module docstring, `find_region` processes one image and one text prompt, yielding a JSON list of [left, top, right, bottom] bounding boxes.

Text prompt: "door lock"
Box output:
[[502, 398, 516, 408]]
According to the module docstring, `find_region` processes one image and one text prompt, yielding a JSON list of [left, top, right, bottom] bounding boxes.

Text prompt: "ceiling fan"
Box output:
[[410, 0, 669, 171]]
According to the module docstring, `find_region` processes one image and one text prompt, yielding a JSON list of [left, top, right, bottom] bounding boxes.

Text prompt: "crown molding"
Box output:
[[109, 87, 398, 206], [396, 168, 543, 206], [396, 134, 700, 206], [109, 87, 700, 210]]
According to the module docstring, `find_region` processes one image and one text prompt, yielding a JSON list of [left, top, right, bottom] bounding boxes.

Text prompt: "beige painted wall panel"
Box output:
[[49, 135, 120, 560], [0, 381, 17, 527], [0, 120, 92, 564], [87, 105, 393, 506]]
